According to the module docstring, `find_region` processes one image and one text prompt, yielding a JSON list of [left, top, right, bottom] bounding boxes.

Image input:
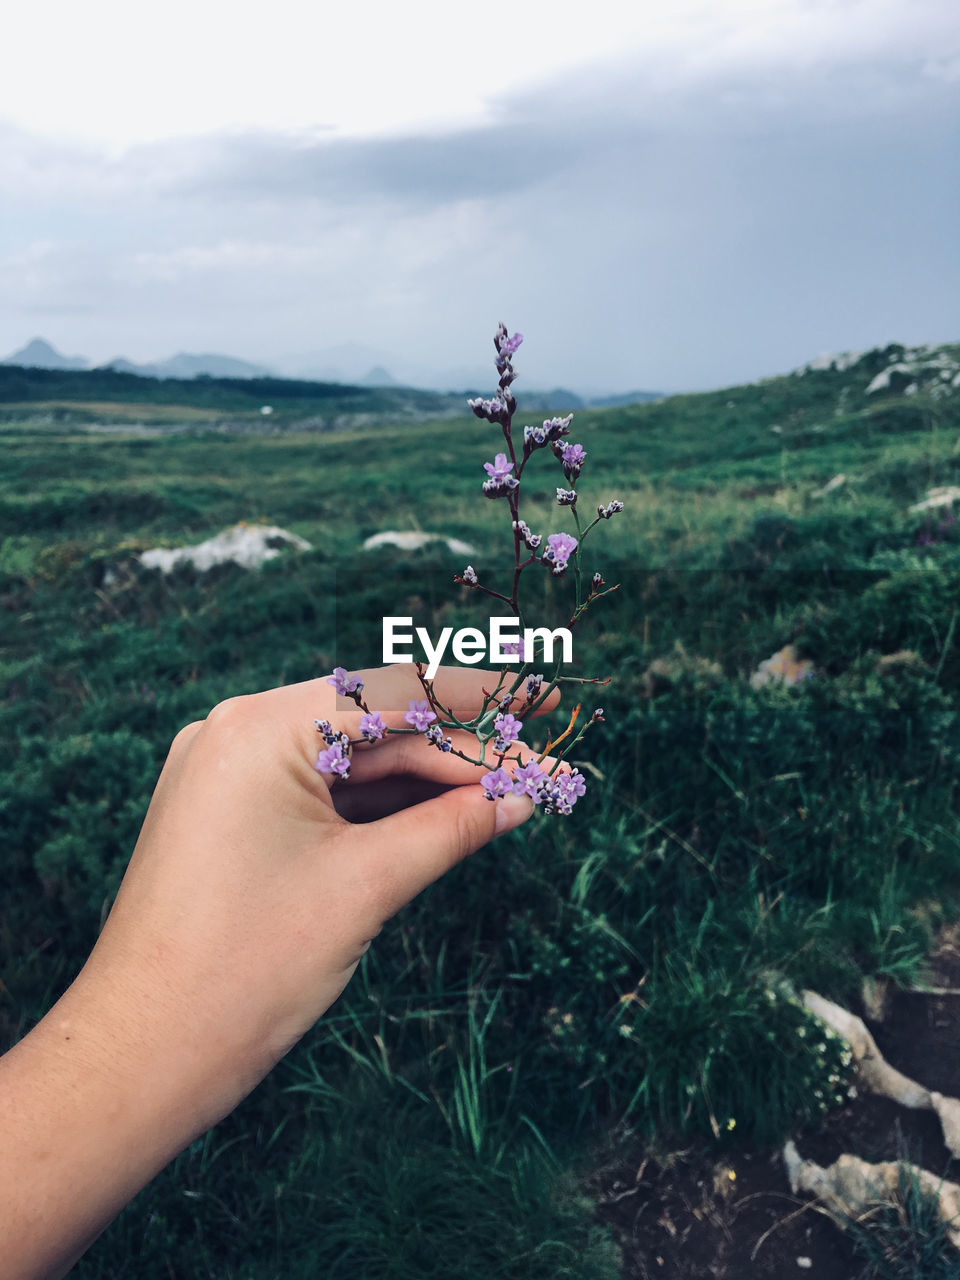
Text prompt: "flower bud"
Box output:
[[544, 414, 574, 440], [483, 475, 520, 498]]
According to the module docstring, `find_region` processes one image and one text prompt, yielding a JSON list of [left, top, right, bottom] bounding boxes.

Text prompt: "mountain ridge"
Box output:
[[0, 336, 664, 406]]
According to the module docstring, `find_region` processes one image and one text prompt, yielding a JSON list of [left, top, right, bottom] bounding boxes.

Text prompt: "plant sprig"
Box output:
[[315, 323, 622, 816]]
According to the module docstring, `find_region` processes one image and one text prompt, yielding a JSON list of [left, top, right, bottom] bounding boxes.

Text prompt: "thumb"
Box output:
[[362, 784, 535, 916]]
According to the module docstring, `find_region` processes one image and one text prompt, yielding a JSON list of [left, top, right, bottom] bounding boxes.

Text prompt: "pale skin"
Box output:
[[0, 664, 558, 1280]]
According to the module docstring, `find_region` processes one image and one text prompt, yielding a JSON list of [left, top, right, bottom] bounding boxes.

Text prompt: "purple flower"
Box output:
[[543, 531, 578, 574], [481, 766, 515, 800], [404, 699, 437, 732], [556, 488, 578, 506], [359, 710, 386, 741], [499, 332, 523, 357], [493, 712, 523, 748], [526, 673, 544, 699], [540, 768, 586, 815], [327, 667, 364, 697], [547, 531, 578, 559], [597, 500, 624, 519], [483, 453, 515, 483], [512, 759, 547, 799], [315, 741, 351, 778], [481, 452, 519, 498], [523, 424, 549, 449], [555, 768, 586, 802], [560, 442, 586, 480]]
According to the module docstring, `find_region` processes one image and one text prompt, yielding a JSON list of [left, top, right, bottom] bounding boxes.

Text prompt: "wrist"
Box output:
[[0, 951, 271, 1280], [69, 937, 269, 1137]]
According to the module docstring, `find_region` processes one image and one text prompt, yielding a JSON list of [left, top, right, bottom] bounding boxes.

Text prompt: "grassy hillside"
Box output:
[[2, 340, 959, 1275], [0, 361, 463, 430]]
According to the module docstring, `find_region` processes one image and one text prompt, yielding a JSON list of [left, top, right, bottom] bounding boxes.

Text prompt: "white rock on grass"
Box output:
[[865, 346, 960, 395], [812, 474, 846, 498], [140, 523, 311, 574], [802, 991, 932, 1113], [750, 645, 815, 690], [803, 990, 960, 1162], [798, 351, 868, 374], [362, 531, 476, 556], [865, 363, 914, 394], [908, 486, 960, 513], [783, 1141, 960, 1251]]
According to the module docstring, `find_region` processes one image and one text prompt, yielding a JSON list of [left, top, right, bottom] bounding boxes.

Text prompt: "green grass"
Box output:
[[3, 346, 960, 1273], [69, 1081, 620, 1279], [846, 1164, 960, 1279]]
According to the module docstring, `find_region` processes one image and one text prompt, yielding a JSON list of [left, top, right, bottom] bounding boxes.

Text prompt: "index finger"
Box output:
[[347, 663, 560, 727]]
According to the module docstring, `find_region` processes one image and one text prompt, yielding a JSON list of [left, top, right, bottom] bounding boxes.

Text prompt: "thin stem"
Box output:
[[470, 582, 515, 608], [568, 583, 620, 629], [572, 504, 584, 612], [577, 513, 603, 545], [537, 703, 581, 764]]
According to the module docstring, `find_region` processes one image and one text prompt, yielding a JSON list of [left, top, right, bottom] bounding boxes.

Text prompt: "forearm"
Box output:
[[0, 959, 250, 1280]]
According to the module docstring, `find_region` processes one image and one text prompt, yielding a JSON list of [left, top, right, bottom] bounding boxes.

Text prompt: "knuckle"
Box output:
[[170, 720, 202, 752], [392, 732, 419, 775], [205, 693, 255, 731]]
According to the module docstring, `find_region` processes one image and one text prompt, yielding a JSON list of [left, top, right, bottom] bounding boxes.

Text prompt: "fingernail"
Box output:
[[494, 793, 534, 837]]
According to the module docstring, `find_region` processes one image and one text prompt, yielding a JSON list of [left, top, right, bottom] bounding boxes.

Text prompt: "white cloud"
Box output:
[[1, 0, 957, 148], [126, 240, 323, 283], [0, 1, 957, 390]]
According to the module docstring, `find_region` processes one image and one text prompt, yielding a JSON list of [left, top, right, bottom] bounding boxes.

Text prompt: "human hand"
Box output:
[[88, 663, 558, 1101], [0, 665, 559, 1279]]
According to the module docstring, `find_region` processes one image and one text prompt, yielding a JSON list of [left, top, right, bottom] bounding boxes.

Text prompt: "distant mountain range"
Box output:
[[106, 352, 275, 380], [0, 337, 663, 407], [6, 337, 91, 372], [2, 338, 274, 383]]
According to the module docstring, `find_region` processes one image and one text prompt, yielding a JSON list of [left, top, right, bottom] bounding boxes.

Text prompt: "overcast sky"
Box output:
[[1, 0, 958, 393]]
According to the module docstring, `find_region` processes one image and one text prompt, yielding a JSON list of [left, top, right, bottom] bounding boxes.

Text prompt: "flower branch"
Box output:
[[314, 323, 622, 816]]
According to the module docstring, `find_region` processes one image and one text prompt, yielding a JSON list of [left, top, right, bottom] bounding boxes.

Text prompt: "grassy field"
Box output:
[[2, 344, 960, 1275]]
